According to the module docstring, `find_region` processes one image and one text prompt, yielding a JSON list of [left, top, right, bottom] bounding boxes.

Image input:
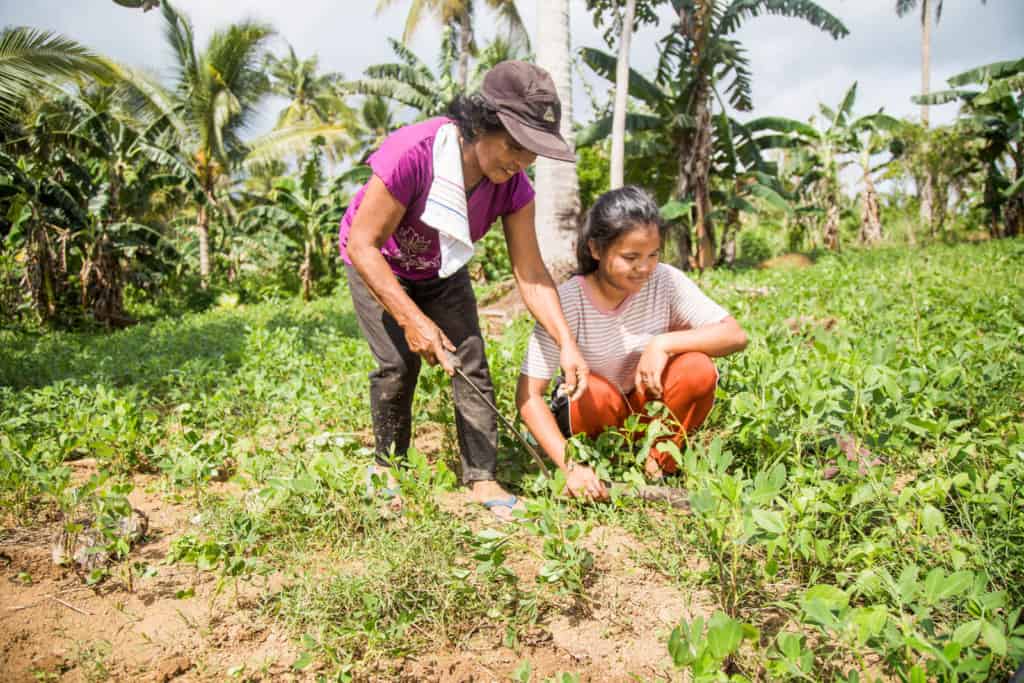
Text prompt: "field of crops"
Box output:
[[2, 239, 1023, 682]]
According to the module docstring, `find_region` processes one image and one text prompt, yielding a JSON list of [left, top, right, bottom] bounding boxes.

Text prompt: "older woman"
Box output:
[[340, 61, 588, 520]]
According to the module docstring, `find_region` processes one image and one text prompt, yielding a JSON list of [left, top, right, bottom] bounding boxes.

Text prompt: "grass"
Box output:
[[2, 239, 1023, 681]]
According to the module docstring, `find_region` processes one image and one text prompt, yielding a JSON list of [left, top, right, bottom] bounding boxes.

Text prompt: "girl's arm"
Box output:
[[635, 316, 748, 398], [516, 374, 608, 500], [502, 201, 589, 400]]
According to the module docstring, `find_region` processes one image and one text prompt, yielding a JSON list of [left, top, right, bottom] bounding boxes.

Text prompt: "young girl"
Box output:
[[516, 186, 748, 501]]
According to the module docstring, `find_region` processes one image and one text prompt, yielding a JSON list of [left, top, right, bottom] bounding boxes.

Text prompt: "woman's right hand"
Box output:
[[404, 314, 457, 375], [565, 463, 609, 501]]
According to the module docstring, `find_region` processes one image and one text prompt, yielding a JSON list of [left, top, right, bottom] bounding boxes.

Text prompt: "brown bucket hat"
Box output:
[[480, 60, 576, 163]]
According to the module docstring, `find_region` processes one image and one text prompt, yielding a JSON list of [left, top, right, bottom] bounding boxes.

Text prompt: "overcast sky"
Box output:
[[2, 0, 1021, 137]]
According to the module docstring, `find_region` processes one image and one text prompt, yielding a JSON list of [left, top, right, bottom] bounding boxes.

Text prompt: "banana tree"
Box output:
[[240, 140, 346, 300], [748, 83, 896, 251], [915, 58, 1024, 237], [709, 114, 791, 263], [339, 27, 461, 120], [580, 0, 847, 268], [3, 88, 181, 325]]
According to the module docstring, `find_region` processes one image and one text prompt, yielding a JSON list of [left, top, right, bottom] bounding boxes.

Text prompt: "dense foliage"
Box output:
[[2, 241, 1022, 678]]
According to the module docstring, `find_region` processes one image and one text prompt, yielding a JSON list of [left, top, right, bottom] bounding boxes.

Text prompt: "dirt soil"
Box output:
[[1, 469, 301, 683], [3, 462, 710, 682]]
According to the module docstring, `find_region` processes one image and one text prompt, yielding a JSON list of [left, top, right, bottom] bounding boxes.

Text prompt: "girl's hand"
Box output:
[[565, 463, 608, 501], [559, 342, 589, 401], [635, 335, 670, 398]]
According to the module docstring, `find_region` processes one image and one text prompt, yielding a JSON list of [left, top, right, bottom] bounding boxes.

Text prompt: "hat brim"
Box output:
[[497, 111, 576, 163]]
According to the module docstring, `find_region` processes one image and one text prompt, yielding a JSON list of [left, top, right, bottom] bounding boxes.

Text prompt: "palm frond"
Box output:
[[0, 27, 113, 128], [912, 89, 976, 106], [339, 78, 438, 115], [947, 58, 1024, 87], [160, 0, 200, 94], [974, 71, 1024, 105], [576, 112, 664, 147], [245, 122, 358, 165], [716, 0, 849, 40], [364, 62, 435, 93], [579, 47, 662, 107]]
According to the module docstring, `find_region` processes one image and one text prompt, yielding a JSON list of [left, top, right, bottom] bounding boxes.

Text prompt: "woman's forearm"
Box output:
[[516, 273, 574, 348], [349, 243, 425, 329], [516, 376, 571, 471], [655, 317, 748, 358]]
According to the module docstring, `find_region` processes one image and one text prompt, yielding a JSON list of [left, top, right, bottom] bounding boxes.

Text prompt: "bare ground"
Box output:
[[2, 458, 713, 682]]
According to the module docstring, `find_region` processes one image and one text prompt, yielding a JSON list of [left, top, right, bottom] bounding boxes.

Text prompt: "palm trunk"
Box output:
[[534, 0, 579, 272], [196, 202, 211, 289], [675, 1, 715, 270], [457, 14, 472, 92], [918, 0, 933, 237], [610, 0, 636, 189]]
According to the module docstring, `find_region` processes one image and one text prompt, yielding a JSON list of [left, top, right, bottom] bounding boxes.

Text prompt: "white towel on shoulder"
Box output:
[[420, 123, 474, 278]]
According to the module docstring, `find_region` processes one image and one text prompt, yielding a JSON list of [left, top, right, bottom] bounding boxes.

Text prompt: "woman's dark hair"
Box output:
[[576, 186, 666, 275], [446, 93, 506, 143]]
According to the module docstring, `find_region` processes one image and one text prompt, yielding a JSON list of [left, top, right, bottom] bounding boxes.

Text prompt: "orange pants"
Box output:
[[568, 352, 718, 474]]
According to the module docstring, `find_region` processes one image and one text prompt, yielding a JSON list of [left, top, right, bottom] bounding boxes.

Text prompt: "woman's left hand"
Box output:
[[559, 342, 589, 401], [635, 336, 670, 399]]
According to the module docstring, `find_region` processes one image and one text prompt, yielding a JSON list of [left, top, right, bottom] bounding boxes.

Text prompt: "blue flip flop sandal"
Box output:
[[481, 495, 522, 522]]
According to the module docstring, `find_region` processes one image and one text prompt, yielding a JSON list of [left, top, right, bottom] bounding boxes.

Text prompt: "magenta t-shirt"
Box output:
[[338, 117, 535, 280]]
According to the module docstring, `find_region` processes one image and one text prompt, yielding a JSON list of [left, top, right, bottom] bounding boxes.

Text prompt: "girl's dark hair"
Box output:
[[446, 93, 506, 143], [576, 186, 665, 275]]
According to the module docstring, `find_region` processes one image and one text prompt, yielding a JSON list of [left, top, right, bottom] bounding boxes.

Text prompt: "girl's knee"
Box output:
[[667, 352, 717, 398]]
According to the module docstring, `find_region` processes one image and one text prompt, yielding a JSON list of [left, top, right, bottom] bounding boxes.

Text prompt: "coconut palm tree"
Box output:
[[376, 0, 529, 89], [896, 0, 988, 236], [264, 46, 343, 127], [143, 0, 274, 288], [534, 0, 579, 272], [584, 0, 663, 189], [0, 27, 113, 131]]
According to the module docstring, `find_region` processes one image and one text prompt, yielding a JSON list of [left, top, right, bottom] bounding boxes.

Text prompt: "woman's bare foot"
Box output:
[[470, 480, 525, 522]]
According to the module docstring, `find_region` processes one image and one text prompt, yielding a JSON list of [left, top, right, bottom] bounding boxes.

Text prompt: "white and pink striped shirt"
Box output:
[[521, 263, 729, 393]]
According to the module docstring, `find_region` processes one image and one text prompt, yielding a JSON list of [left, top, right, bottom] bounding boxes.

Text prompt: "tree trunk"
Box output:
[[196, 202, 211, 289], [610, 0, 636, 190], [301, 239, 312, 302], [920, 0, 931, 128], [457, 14, 472, 92], [674, 1, 714, 270], [859, 158, 883, 245], [918, 0, 933, 240], [534, 0, 579, 273], [823, 197, 841, 252]]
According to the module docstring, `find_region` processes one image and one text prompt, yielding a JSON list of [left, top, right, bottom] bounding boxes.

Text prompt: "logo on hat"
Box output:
[[542, 106, 556, 123]]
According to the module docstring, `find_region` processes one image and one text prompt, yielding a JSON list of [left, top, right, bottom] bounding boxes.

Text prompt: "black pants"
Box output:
[[345, 263, 497, 483]]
